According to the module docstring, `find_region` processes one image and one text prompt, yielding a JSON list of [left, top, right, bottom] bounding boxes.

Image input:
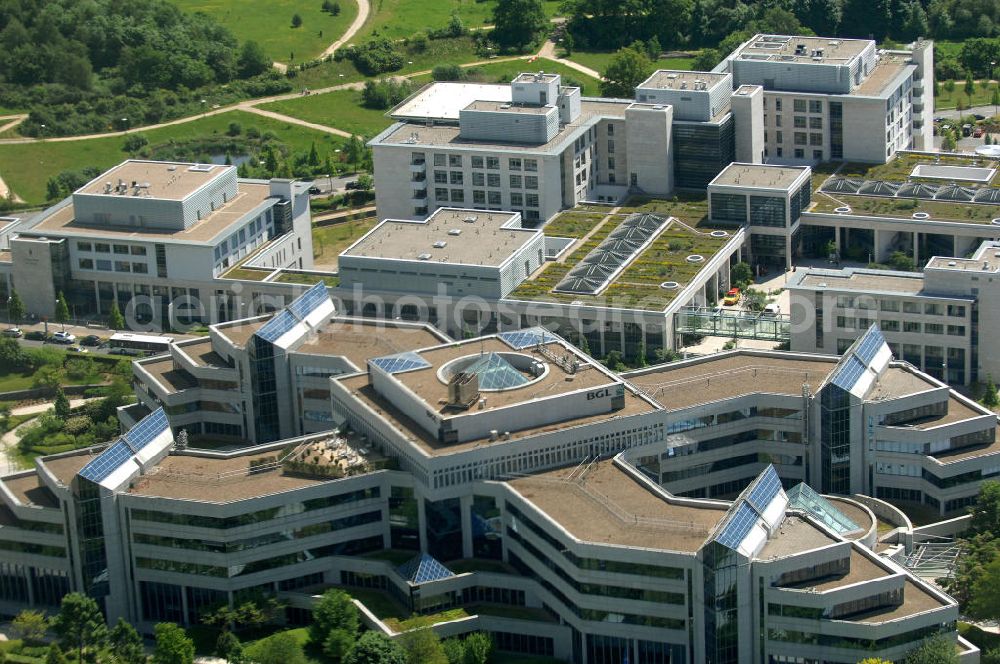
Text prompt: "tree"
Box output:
[[310, 589, 359, 648], [152, 623, 194, 664], [216, 631, 243, 664], [902, 635, 959, 664], [122, 133, 149, 154], [600, 46, 653, 98], [55, 291, 70, 330], [247, 632, 306, 664], [108, 300, 126, 330], [968, 554, 1000, 620], [292, 14, 303, 28], [12, 609, 48, 645], [966, 72, 976, 102], [562, 31, 574, 56], [857, 659, 893, 664], [8, 289, 24, 326], [238, 41, 271, 78], [400, 629, 447, 664], [54, 388, 71, 420], [970, 481, 1000, 537], [460, 633, 491, 664], [492, 0, 547, 49], [983, 376, 999, 407], [356, 174, 374, 191], [323, 630, 355, 662], [109, 618, 147, 664], [46, 645, 69, 664], [742, 288, 767, 312], [344, 632, 406, 664], [730, 261, 753, 289], [51, 593, 108, 664], [604, 350, 626, 371]]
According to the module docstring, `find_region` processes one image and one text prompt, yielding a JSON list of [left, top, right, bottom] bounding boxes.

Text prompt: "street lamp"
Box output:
[[38, 124, 45, 137]]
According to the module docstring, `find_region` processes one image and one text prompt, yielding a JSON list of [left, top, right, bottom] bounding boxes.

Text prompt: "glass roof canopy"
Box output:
[[787, 483, 861, 535], [463, 352, 529, 390]]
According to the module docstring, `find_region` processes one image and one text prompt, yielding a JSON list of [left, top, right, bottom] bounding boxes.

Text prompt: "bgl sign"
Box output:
[[586, 388, 611, 400]]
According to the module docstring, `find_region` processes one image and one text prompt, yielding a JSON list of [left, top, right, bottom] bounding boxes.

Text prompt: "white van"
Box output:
[[763, 303, 781, 316]]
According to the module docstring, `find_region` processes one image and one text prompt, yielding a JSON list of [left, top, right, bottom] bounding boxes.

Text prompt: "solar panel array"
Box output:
[[465, 352, 530, 390], [746, 465, 782, 514], [123, 408, 168, 451], [828, 324, 888, 393], [396, 552, 454, 584], [554, 213, 667, 295], [831, 355, 866, 391], [256, 282, 330, 343], [854, 325, 885, 364], [498, 328, 556, 349], [822, 177, 1000, 204], [78, 440, 134, 483], [715, 502, 758, 551], [370, 351, 431, 374]]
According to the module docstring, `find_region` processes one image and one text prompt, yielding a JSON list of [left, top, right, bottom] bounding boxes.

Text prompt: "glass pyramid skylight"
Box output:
[[464, 352, 529, 390], [396, 553, 454, 584]]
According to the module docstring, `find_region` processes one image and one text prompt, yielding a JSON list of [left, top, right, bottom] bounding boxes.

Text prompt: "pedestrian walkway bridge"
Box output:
[[674, 306, 791, 341]]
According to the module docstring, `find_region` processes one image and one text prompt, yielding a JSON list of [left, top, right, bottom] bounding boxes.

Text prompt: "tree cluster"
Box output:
[[361, 79, 414, 110], [942, 482, 1000, 627], [0, 0, 283, 136], [336, 38, 404, 76]]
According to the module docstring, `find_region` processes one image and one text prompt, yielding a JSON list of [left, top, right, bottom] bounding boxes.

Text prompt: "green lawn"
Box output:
[[566, 51, 697, 77], [936, 79, 999, 111], [312, 217, 379, 269], [0, 110, 344, 204], [358, 0, 563, 42], [169, 0, 359, 62], [262, 88, 393, 138], [453, 58, 602, 96]]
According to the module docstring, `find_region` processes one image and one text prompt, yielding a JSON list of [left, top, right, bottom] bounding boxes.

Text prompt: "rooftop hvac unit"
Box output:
[[448, 228, 462, 236], [418, 253, 432, 260], [447, 371, 480, 410], [433, 240, 447, 248], [464, 215, 478, 223]]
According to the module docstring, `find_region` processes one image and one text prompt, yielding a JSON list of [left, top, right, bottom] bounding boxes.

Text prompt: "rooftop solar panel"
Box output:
[[831, 355, 866, 391], [497, 328, 557, 349], [746, 466, 782, 515], [370, 351, 431, 374], [287, 283, 329, 321], [78, 440, 134, 483], [853, 325, 885, 365], [256, 309, 298, 343], [716, 502, 758, 551], [123, 408, 168, 451]]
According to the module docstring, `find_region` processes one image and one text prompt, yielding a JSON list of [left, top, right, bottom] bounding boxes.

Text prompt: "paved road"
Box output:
[[934, 104, 1000, 120], [537, 40, 602, 80]]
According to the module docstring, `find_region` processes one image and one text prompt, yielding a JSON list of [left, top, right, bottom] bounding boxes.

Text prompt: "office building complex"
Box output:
[[0, 160, 314, 321], [718, 35, 934, 164], [1, 284, 989, 661]]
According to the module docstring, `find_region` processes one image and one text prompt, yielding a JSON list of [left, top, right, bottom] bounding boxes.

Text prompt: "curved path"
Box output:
[[537, 40, 602, 80], [322, 0, 371, 58]]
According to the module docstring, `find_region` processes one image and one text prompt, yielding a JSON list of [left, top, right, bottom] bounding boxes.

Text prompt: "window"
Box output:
[[608, 157, 616, 170], [113, 244, 129, 254], [925, 323, 943, 334], [793, 99, 806, 112], [472, 172, 485, 186], [948, 304, 966, 317], [435, 188, 448, 200], [794, 148, 804, 158], [79, 259, 94, 270], [903, 302, 920, 313], [607, 140, 615, 154], [525, 176, 538, 190], [448, 155, 462, 167], [904, 321, 921, 333], [948, 325, 966, 336], [813, 150, 823, 159], [77, 242, 92, 252], [607, 124, 614, 136], [510, 175, 522, 188], [882, 319, 900, 331], [488, 191, 501, 206], [809, 99, 822, 113], [487, 173, 501, 187], [95, 243, 110, 253], [510, 193, 523, 207], [880, 300, 900, 312], [924, 303, 942, 315], [837, 316, 855, 329], [508, 158, 522, 170], [524, 158, 538, 172], [810, 133, 823, 146], [471, 156, 484, 169], [775, 115, 782, 127], [450, 189, 464, 203], [473, 190, 486, 204], [794, 132, 807, 145], [809, 116, 823, 129], [433, 154, 446, 166], [526, 194, 539, 207], [434, 171, 447, 184], [486, 157, 500, 170], [794, 116, 806, 128], [776, 131, 783, 143], [130, 246, 147, 256], [775, 98, 782, 111], [449, 171, 463, 185]]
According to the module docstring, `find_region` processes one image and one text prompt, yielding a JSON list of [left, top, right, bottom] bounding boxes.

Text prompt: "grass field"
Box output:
[[0, 111, 344, 204], [566, 51, 697, 77], [359, 0, 563, 42], [169, 0, 359, 62], [936, 79, 1000, 110], [312, 217, 379, 269], [262, 88, 392, 138]]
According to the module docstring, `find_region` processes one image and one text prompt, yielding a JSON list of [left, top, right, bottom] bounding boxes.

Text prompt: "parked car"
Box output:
[[25, 331, 45, 341], [67, 345, 88, 353], [962, 123, 973, 136], [308, 186, 322, 194], [52, 331, 76, 344], [80, 334, 102, 347], [2, 327, 22, 338], [974, 113, 986, 121], [723, 288, 741, 306], [974, 126, 985, 138], [344, 180, 359, 190], [763, 303, 781, 316]]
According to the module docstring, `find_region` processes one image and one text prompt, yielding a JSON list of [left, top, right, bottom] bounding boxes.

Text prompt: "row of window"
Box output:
[[764, 98, 824, 114], [836, 297, 966, 317], [427, 154, 539, 171], [836, 317, 965, 336], [432, 171, 540, 189], [77, 242, 146, 256], [79, 259, 148, 273]]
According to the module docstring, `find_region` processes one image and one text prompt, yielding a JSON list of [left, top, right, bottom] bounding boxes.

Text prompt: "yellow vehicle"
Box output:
[[723, 288, 740, 306]]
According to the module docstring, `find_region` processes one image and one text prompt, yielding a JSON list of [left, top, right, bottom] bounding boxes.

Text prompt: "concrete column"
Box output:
[[913, 232, 920, 266], [94, 281, 102, 315], [834, 225, 842, 258], [785, 234, 793, 270], [417, 496, 428, 553], [460, 494, 474, 559]]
